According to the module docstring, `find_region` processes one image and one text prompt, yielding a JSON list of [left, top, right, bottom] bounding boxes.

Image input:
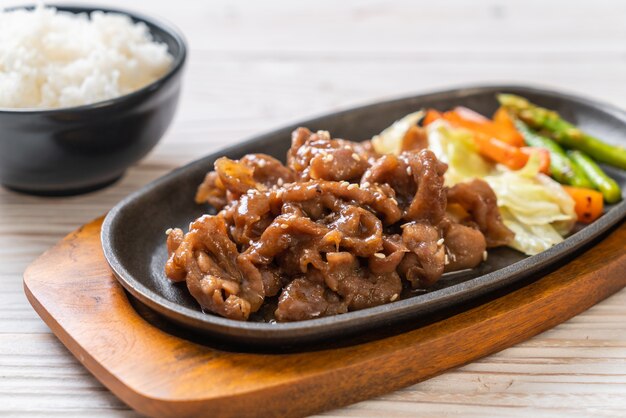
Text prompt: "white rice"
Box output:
[[0, 5, 173, 109]]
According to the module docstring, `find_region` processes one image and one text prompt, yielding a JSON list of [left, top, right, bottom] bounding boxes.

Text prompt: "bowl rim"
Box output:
[[0, 3, 187, 114]]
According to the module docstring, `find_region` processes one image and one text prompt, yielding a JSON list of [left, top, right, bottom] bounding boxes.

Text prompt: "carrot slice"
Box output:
[[423, 108, 530, 169], [492, 107, 525, 147], [445, 109, 525, 147], [562, 186, 604, 223], [452, 106, 490, 123], [423, 109, 443, 126], [472, 133, 529, 170], [493, 106, 514, 126]]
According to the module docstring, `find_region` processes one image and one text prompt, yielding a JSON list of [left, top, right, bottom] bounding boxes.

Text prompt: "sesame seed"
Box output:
[[280, 224, 289, 230], [406, 166, 412, 176], [165, 228, 173, 235], [276, 190, 283, 198], [257, 159, 266, 168], [348, 183, 358, 190], [362, 181, 370, 188], [323, 154, 334, 162], [483, 251, 488, 261], [436, 238, 445, 246], [351, 153, 361, 162], [390, 198, 398, 205], [277, 178, 284, 186], [344, 145, 351, 150], [317, 130, 331, 141], [444, 254, 450, 265], [341, 181, 350, 187], [374, 252, 386, 259], [390, 294, 399, 302], [400, 222, 411, 229]]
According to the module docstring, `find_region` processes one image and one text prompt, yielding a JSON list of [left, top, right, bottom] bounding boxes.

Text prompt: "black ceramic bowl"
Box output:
[[0, 4, 187, 195]]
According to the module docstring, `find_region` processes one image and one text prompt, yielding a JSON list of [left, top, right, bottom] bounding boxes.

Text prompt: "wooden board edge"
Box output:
[[22, 273, 186, 416], [22, 218, 626, 418]]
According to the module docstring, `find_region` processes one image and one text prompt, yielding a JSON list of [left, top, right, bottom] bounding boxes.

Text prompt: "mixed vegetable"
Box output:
[[372, 94, 624, 255]]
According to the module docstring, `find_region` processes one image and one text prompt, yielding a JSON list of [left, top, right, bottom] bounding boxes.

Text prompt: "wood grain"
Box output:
[[22, 217, 626, 418], [3, 0, 626, 416]]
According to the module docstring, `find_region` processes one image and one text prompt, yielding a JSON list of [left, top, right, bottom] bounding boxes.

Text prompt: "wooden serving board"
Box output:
[[23, 217, 626, 418]]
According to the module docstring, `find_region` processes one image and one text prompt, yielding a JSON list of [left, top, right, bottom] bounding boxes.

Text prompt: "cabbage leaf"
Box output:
[[372, 111, 424, 155], [373, 114, 577, 256], [430, 124, 576, 255]]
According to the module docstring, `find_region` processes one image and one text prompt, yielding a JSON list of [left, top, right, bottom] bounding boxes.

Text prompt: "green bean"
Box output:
[[498, 94, 626, 170], [514, 120, 593, 188], [567, 150, 622, 203]]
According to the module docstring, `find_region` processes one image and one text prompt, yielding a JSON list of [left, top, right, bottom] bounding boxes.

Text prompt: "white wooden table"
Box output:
[[2, 1, 626, 416]]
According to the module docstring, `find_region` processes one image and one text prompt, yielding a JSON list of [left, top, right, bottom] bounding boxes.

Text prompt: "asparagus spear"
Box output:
[[514, 119, 593, 188], [567, 150, 622, 203], [498, 94, 626, 170]]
